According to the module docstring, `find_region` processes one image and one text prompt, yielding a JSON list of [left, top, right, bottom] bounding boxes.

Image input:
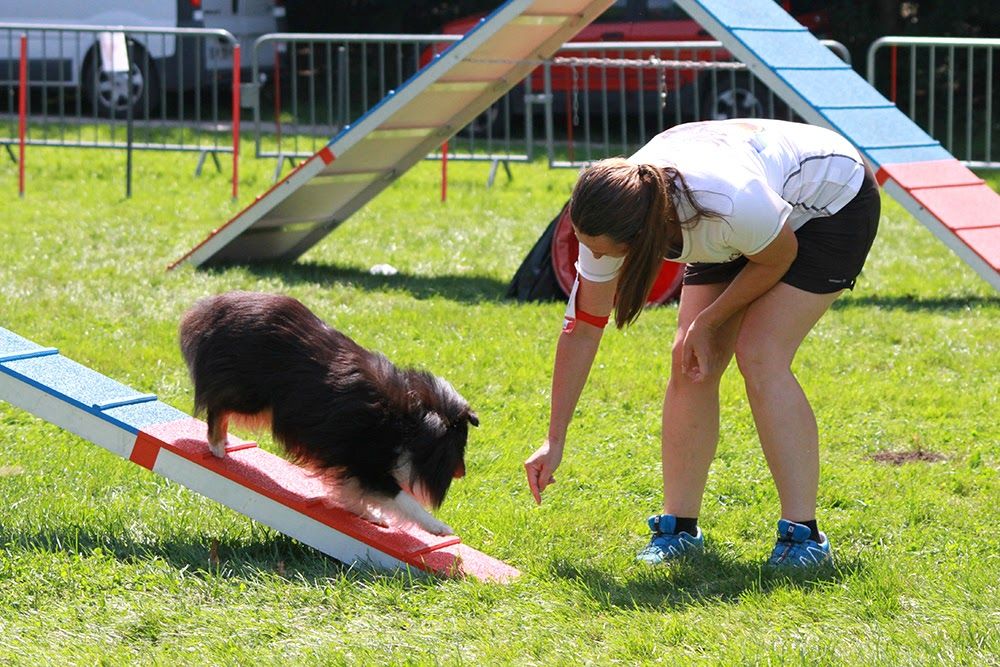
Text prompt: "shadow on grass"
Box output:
[[832, 293, 1000, 312], [0, 524, 440, 588], [550, 548, 865, 610], [206, 261, 512, 304]]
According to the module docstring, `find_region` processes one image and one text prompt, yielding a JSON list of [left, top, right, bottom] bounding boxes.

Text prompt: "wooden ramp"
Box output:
[[675, 0, 999, 291], [171, 0, 615, 269], [0, 325, 518, 582]]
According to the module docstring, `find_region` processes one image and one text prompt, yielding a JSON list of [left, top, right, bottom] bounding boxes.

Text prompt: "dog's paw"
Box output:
[[361, 506, 391, 529], [421, 519, 454, 536], [208, 440, 227, 458]]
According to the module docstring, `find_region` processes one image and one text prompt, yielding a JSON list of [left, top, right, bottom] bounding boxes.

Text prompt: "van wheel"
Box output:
[[83, 42, 160, 118], [701, 74, 764, 120]]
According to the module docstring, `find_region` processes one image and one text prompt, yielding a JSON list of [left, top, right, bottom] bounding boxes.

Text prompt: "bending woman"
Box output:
[[524, 119, 880, 567]]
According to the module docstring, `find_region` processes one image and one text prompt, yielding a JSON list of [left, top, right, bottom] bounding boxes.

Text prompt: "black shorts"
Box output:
[[683, 165, 881, 294]]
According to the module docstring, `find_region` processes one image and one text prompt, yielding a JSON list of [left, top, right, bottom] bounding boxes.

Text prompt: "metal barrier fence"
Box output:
[[248, 31, 537, 179], [10, 25, 995, 198], [246, 33, 849, 177], [0, 22, 241, 195], [867, 36, 999, 169], [539, 39, 850, 168]]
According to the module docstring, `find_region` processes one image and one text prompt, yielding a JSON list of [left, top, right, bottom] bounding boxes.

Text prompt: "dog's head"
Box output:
[[401, 371, 479, 509]]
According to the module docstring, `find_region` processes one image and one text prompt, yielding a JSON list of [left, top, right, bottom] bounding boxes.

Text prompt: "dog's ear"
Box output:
[[422, 412, 448, 438], [467, 411, 479, 427]]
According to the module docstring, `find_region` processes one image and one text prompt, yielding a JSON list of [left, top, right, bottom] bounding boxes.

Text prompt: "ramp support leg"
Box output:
[[195, 151, 223, 177], [273, 155, 298, 183], [487, 159, 513, 188]]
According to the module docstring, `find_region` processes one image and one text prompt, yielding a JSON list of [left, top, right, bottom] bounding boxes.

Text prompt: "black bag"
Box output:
[[505, 202, 569, 302]]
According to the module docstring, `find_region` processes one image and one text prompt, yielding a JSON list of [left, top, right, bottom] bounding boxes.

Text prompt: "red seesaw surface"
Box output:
[[131, 418, 519, 582], [876, 159, 1000, 272]]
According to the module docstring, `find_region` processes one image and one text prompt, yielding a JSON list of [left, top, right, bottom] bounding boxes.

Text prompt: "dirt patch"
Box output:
[[0, 465, 25, 477], [870, 450, 947, 465]]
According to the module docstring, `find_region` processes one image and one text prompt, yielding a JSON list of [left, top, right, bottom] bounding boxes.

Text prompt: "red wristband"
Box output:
[[575, 308, 609, 329]]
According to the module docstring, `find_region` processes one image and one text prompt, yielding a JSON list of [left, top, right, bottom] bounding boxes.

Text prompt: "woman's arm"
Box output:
[[525, 274, 617, 504], [682, 223, 798, 382]]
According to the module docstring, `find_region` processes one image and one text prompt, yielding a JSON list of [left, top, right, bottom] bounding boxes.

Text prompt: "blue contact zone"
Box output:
[[780, 69, 892, 110], [1, 326, 187, 433], [735, 29, 851, 70], [0, 327, 48, 358]]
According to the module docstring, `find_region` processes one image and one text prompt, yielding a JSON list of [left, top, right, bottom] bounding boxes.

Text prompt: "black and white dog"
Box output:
[[179, 291, 478, 536]]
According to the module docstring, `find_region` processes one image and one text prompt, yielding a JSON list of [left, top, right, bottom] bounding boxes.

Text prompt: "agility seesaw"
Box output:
[[0, 325, 518, 582]]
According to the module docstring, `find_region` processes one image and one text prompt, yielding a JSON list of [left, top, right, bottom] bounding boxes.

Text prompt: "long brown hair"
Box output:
[[569, 157, 713, 328]]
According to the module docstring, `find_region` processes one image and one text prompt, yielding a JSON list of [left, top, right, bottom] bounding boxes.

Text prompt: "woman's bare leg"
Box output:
[[734, 282, 842, 521], [661, 283, 744, 517]]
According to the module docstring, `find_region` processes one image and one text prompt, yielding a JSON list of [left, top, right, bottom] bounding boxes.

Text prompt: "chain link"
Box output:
[[553, 55, 746, 71], [465, 55, 747, 71], [465, 54, 747, 117]]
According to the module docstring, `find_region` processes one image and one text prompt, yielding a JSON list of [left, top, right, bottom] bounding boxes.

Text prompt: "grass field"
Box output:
[[1, 143, 998, 665]]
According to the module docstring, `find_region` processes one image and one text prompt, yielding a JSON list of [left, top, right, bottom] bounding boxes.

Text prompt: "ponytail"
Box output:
[[613, 164, 670, 327]]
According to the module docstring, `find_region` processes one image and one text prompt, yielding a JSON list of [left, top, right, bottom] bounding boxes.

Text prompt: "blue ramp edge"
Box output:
[[674, 0, 945, 170], [0, 327, 51, 359], [0, 326, 187, 433], [821, 107, 940, 151], [735, 30, 850, 70], [686, 0, 806, 31], [865, 145, 953, 166], [779, 70, 892, 110]]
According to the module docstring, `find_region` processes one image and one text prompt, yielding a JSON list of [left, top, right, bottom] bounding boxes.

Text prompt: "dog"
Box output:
[[178, 291, 478, 536]]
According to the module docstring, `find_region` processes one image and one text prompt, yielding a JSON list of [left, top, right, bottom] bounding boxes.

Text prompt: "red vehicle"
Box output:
[[432, 0, 829, 120]]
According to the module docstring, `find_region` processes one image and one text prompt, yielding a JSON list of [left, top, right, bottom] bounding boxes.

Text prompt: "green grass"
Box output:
[[0, 144, 998, 666]]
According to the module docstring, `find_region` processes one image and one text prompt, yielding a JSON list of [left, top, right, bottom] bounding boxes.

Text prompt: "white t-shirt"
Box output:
[[576, 119, 866, 282]]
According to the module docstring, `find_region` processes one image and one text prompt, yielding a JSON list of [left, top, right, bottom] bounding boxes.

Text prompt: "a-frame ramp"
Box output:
[[674, 0, 1000, 291], [0, 325, 518, 582], [171, 0, 615, 269]]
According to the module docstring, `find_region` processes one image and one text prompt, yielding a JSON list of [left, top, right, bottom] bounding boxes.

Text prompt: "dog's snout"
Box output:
[[453, 462, 465, 479]]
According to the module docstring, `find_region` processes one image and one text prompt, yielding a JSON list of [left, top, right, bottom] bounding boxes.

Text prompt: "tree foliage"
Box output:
[[825, 0, 998, 64]]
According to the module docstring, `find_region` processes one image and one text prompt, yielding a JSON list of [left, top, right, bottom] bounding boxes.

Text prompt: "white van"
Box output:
[[0, 0, 285, 116]]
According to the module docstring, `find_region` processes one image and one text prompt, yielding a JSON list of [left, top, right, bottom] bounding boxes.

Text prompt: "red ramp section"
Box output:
[[876, 161, 1000, 285], [134, 419, 518, 580]]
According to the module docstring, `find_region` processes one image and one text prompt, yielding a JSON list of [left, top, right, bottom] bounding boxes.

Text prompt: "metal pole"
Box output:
[[890, 45, 897, 103], [337, 46, 347, 132], [18, 33, 26, 197], [274, 41, 282, 149], [544, 62, 555, 168], [232, 43, 240, 201], [441, 140, 448, 202], [126, 36, 134, 199], [987, 46, 994, 164]]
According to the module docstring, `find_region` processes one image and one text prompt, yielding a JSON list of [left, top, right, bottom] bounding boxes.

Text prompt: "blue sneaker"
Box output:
[[767, 519, 832, 568], [636, 514, 704, 564]]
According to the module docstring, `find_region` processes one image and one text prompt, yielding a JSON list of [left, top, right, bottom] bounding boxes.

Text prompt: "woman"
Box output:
[[524, 119, 880, 567]]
